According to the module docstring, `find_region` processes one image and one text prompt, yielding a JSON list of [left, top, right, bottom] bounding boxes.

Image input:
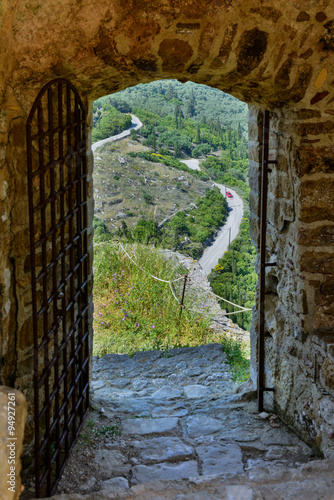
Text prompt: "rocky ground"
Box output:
[[93, 139, 210, 233], [26, 254, 334, 500], [50, 341, 329, 500], [160, 249, 249, 340]]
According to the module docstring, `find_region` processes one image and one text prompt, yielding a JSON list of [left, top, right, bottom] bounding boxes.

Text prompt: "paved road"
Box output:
[[180, 158, 201, 171], [199, 184, 243, 274], [180, 158, 243, 275], [92, 114, 143, 152]]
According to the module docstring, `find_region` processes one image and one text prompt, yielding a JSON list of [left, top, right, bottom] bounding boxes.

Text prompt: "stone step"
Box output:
[[35, 459, 334, 500]]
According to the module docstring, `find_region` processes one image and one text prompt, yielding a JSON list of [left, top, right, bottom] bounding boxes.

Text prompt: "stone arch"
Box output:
[[0, 0, 334, 465]]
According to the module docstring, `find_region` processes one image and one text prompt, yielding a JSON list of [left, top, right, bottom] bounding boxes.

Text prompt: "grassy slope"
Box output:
[[93, 242, 250, 382]]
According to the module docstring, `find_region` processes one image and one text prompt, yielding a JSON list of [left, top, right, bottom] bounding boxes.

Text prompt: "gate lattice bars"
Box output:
[[27, 79, 89, 497]]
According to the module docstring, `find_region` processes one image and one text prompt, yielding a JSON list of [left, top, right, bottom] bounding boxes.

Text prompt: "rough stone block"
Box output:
[[321, 358, 334, 390], [320, 398, 334, 425], [299, 179, 334, 223], [122, 417, 178, 435], [300, 252, 334, 275], [297, 225, 334, 246], [133, 437, 193, 463], [100, 477, 129, 489], [152, 386, 182, 399], [186, 415, 223, 437], [132, 460, 198, 484], [94, 449, 130, 479], [183, 385, 211, 399], [295, 146, 334, 176], [196, 443, 244, 476]]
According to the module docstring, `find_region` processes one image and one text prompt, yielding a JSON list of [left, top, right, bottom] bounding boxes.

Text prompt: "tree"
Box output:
[[186, 89, 196, 117], [196, 123, 201, 143], [174, 103, 181, 128], [237, 121, 243, 140], [165, 82, 174, 101], [133, 219, 157, 243], [174, 139, 180, 158]]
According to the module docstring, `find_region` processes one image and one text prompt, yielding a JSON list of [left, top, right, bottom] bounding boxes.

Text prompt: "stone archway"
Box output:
[[1, 0, 334, 478]]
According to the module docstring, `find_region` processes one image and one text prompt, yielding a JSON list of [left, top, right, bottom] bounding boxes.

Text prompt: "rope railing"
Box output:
[[116, 242, 252, 316], [187, 277, 252, 312], [94, 239, 252, 320], [119, 242, 186, 284]]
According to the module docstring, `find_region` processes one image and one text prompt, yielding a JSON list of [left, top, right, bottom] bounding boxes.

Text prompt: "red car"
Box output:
[[226, 191, 233, 198]]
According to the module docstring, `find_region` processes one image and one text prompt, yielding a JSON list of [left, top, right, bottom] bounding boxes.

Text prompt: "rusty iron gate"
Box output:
[[27, 78, 90, 497], [258, 110, 276, 411]]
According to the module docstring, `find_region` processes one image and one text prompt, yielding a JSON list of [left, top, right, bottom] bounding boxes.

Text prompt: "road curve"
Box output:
[[180, 158, 243, 275], [92, 114, 143, 153]]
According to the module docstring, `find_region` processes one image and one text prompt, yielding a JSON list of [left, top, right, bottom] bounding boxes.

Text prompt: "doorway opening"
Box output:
[[91, 79, 253, 376]]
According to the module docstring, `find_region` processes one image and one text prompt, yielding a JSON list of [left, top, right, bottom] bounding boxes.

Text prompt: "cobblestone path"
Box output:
[[52, 343, 332, 500]]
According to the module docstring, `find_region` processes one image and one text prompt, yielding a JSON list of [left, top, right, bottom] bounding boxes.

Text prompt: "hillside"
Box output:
[[92, 80, 256, 330], [95, 80, 248, 132], [94, 138, 211, 229]]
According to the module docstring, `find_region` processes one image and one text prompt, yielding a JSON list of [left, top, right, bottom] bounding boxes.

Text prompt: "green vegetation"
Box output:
[[93, 243, 217, 357], [115, 187, 228, 258], [93, 240, 249, 382], [208, 212, 256, 331], [93, 79, 255, 347], [220, 335, 250, 383], [127, 150, 209, 181], [110, 80, 248, 130], [92, 98, 132, 142]]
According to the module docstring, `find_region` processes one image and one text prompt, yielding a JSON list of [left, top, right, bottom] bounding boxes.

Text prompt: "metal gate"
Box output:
[[27, 78, 89, 497], [258, 110, 276, 411]]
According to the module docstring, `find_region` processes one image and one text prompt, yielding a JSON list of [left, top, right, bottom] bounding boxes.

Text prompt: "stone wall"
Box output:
[[0, 0, 333, 464]]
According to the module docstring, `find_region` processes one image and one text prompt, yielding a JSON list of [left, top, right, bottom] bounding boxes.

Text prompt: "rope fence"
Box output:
[[115, 242, 252, 317], [94, 240, 252, 320]]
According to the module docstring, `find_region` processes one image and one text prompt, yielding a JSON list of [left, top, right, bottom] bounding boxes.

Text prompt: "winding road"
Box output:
[[92, 114, 143, 153], [180, 159, 243, 275], [92, 116, 243, 276]]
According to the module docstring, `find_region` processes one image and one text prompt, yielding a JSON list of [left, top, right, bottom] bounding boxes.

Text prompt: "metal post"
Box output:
[[179, 273, 188, 318], [258, 110, 269, 412]]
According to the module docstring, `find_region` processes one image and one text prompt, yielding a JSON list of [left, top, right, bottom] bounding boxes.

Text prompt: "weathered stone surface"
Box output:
[[196, 443, 244, 475], [152, 386, 182, 399], [186, 416, 223, 437], [158, 39, 193, 72], [100, 477, 129, 489], [122, 417, 179, 435], [260, 428, 299, 446], [320, 398, 334, 425], [132, 461, 199, 484], [133, 437, 193, 463], [109, 378, 131, 388], [300, 252, 334, 275], [236, 28, 268, 76], [94, 449, 131, 479], [183, 385, 211, 399], [297, 225, 334, 246], [151, 405, 188, 418]]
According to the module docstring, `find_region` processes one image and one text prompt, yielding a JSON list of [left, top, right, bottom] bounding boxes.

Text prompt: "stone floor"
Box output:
[[51, 342, 331, 500]]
